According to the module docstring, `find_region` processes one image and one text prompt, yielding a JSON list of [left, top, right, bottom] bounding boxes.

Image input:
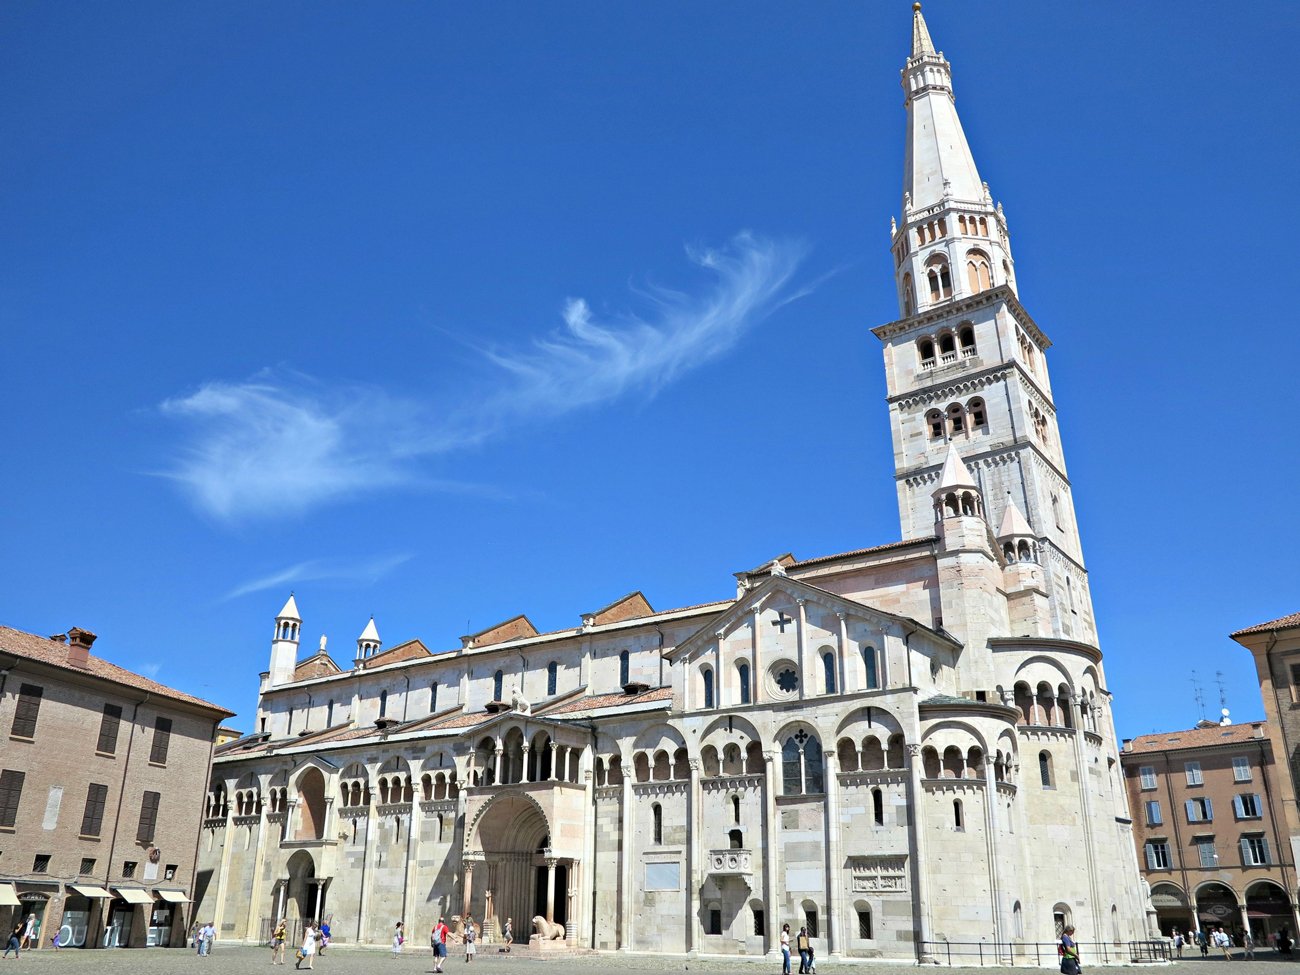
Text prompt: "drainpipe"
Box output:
[[655, 628, 665, 687]]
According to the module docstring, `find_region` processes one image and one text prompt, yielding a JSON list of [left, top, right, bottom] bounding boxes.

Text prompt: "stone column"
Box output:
[[823, 751, 842, 958], [906, 744, 935, 963], [751, 607, 764, 705], [550, 742, 560, 783], [1069, 701, 1103, 933], [618, 749, 634, 950], [763, 750, 781, 958], [715, 631, 725, 707], [521, 745, 531, 783], [982, 762, 1007, 962], [835, 612, 849, 694], [356, 764, 381, 943], [580, 761, 598, 949], [687, 758, 701, 957], [211, 776, 238, 937], [244, 779, 272, 940], [402, 764, 422, 933], [462, 859, 476, 920], [545, 858, 558, 923], [565, 863, 578, 942], [796, 599, 808, 700], [494, 742, 503, 785], [311, 880, 323, 922]]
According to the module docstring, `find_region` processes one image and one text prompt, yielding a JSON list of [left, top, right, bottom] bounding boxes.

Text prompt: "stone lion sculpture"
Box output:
[[532, 915, 564, 940]]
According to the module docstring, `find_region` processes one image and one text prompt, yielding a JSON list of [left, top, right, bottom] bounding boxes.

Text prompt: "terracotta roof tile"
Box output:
[[1125, 722, 1267, 754], [1231, 612, 1300, 637], [788, 538, 936, 570], [542, 687, 673, 716], [0, 624, 233, 717]]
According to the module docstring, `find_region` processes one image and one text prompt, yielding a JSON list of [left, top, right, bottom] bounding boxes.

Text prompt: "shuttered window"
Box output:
[[137, 790, 161, 843], [80, 783, 108, 837], [10, 684, 43, 738], [1241, 836, 1270, 866], [97, 704, 123, 754], [149, 717, 173, 765], [0, 770, 25, 827]]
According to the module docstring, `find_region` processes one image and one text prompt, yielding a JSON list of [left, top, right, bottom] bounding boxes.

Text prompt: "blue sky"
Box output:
[[3, 1, 1297, 739]]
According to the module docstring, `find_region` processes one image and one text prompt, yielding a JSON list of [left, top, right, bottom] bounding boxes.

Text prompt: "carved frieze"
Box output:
[[847, 854, 909, 894]]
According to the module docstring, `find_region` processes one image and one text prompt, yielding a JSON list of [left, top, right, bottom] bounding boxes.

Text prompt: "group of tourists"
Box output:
[[1170, 923, 1293, 960], [777, 923, 818, 974], [268, 917, 331, 968], [263, 913, 507, 967]]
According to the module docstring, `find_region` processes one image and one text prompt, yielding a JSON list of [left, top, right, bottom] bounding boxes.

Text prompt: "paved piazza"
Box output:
[[4, 946, 1300, 974]]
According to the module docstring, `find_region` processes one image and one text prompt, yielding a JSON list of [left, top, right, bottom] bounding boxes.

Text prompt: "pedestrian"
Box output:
[[1215, 926, 1234, 961], [502, 918, 512, 953], [1172, 928, 1183, 958], [796, 926, 811, 974], [319, 920, 331, 955], [1198, 928, 1209, 957], [392, 921, 405, 958], [431, 916, 450, 973], [780, 923, 791, 975], [272, 917, 288, 965], [464, 916, 477, 963], [296, 921, 317, 971], [1281, 927, 1295, 956], [48, 930, 62, 951], [808, 941, 817, 975], [1244, 930, 1256, 960], [3, 924, 21, 959], [1058, 925, 1081, 975], [201, 920, 216, 957], [19, 914, 36, 951]]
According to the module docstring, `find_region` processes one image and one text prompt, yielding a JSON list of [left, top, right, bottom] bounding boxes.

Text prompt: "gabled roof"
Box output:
[[997, 499, 1034, 539], [540, 686, 673, 719], [0, 624, 233, 717], [293, 651, 341, 680], [461, 615, 538, 649], [359, 638, 432, 669], [1125, 722, 1267, 755], [1232, 612, 1300, 637], [276, 594, 300, 621], [583, 592, 654, 627], [669, 574, 960, 662], [937, 445, 977, 492]]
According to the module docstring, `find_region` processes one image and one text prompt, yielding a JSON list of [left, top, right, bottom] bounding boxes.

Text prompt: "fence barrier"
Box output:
[[918, 940, 1172, 966]]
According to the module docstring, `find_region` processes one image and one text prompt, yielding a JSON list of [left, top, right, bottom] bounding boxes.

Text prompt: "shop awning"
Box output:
[[155, 889, 190, 903], [69, 884, 112, 899], [0, 884, 19, 907], [113, 887, 153, 905]]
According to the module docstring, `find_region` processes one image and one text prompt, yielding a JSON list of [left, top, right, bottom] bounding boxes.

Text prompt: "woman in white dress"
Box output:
[[297, 922, 317, 970]]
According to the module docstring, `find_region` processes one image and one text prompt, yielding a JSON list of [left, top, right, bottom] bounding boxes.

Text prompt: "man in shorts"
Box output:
[[431, 916, 450, 973]]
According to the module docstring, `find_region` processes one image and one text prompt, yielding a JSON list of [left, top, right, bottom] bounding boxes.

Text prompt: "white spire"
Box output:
[[997, 498, 1035, 539], [358, 617, 380, 644], [276, 593, 301, 621], [937, 445, 978, 491], [901, 5, 985, 212]]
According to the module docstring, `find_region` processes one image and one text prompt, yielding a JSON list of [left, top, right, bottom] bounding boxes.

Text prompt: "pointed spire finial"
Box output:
[[911, 2, 936, 58]]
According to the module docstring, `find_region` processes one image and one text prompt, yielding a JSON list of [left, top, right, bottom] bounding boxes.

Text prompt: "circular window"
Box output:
[[765, 661, 800, 698]]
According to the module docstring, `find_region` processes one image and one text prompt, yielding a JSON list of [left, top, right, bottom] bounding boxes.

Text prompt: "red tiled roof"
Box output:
[[1125, 722, 1267, 754], [541, 687, 673, 716], [0, 624, 233, 716], [1232, 612, 1300, 637], [788, 538, 936, 570]]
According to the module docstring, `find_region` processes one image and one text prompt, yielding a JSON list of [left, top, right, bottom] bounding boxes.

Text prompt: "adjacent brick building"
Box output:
[[0, 624, 233, 949], [1121, 721, 1299, 941]]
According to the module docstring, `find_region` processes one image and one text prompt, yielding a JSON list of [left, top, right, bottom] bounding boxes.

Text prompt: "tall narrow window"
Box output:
[[968, 398, 987, 429], [429, 682, 439, 714], [493, 670, 504, 702], [652, 803, 663, 844], [137, 790, 161, 844], [326, 700, 335, 726], [11, 684, 43, 738], [872, 788, 884, 826], [619, 651, 630, 688], [738, 663, 751, 704], [80, 783, 108, 837], [863, 647, 879, 690], [0, 770, 25, 827], [953, 798, 964, 830], [702, 668, 715, 709], [1039, 751, 1054, 789], [379, 689, 388, 718], [96, 704, 123, 755], [822, 652, 837, 694], [926, 410, 944, 439], [149, 717, 173, 765], [547, 661, 558, 696], [857, 909, 873, 940]]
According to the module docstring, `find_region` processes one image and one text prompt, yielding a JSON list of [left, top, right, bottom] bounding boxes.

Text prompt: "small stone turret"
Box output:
[[356, 616, 382, 661], [268, 593, 301, 688], [997, 497, 1051, 637]]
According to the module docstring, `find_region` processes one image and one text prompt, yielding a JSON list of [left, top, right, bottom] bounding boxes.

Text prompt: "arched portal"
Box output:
[[284, 850, 317, 923], [1196, 882, 1238, 932], [466, 793, 570, 942], [1246, 880, 1294, 942], [295, 767, 326, 841]]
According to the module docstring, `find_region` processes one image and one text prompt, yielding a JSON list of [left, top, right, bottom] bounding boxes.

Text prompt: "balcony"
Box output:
[[707, 849, 753, 877]]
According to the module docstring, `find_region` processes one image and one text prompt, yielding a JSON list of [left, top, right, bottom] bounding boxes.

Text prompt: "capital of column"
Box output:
[[906, 743, 921, 758], [545, 856, 560, 868], [835, 611, 846, 621]]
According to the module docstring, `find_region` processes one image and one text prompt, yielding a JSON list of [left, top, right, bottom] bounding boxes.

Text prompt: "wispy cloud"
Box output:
[[222, 553, 414, 601], [158, 233, 810, 519]]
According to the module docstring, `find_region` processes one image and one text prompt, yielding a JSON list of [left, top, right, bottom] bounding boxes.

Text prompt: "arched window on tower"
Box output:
[[917, 337, 935, 368], [619, 650, 630, 688], [954, 798, 964, 830], [1039, 751, 1055, 789], [702, 667, 715, 709], [652, 803, 663, 845], [947, 403, 965, 435], [926, 257, 953, 303], [902, 273, 915, 317], [872, 787, 884, 826], [958, 324, 977, 357], [822, 651, 837, 694], [968, 397, 987, 430], [937, 331, 956, 364], [737, 662, 752, 705], [926, 410, 944, 440], [493, 670, 504, 702]]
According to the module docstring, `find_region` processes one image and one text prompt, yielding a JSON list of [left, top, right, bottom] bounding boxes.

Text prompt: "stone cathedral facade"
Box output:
[[194, 8, 1151, 959]]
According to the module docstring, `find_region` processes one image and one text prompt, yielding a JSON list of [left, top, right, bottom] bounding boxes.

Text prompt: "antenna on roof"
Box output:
[[1190, 670, 1206, 721], [1216, 670, 1229, 711]]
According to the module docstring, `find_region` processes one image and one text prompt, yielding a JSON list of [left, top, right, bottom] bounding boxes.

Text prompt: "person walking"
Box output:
[[272, 918, 288, 965], [1172, 928, 1184, 958], [1058, 925, 1081, 975], [318, 920, 331, 955], [296, 922, 317, 970], [502, 918, 512, 953], [1244, 930, 1256, 959], [796, 927, 811, 974], [392, 921, 405, 958], [19, 914, 36, 951], [431, 917, 450, 973], [1198, 928, 1209, 957], [3, 924, 22, 959], [200, 921, 215, 957], [1214, 926, 1234, 960], [464, 916, 477, 963], [780, 923, 791, 975]]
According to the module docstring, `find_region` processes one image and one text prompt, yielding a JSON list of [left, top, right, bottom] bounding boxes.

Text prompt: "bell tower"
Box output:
[[874, 4, 1096, 645]]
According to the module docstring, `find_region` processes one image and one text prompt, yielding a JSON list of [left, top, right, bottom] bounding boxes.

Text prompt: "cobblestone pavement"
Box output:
[[6, 946, 1300, 974]]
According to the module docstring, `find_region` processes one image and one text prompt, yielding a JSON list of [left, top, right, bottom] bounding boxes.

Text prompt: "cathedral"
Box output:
[[194, 7, 1152, 959]]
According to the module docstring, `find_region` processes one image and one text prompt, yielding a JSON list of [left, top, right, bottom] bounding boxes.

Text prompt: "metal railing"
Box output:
[[919, 940, 1171, 966]]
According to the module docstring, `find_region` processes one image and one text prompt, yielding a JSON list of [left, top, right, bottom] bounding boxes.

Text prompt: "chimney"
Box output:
[[66, 628, 97, 669], [1252, 722, 1266, 739], [1121, 738, 1133, 753]]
